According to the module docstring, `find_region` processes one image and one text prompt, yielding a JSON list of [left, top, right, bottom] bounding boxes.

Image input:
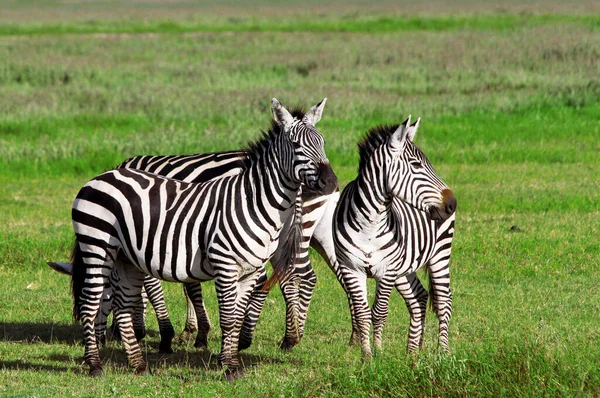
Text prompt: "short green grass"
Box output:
[[1, 1, 599, 396]]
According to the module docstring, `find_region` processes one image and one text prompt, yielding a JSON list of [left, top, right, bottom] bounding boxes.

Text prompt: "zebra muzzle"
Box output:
[[430, 189, 457, 221], [310, 162, 338, 195]]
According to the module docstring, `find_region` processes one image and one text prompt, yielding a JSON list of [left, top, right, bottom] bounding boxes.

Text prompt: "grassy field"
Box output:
[[1, 0, 599, 396]]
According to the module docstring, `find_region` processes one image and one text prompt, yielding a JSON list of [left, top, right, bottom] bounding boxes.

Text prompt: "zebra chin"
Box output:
[[428, 188, 457, 222], [304, 162, 338, 195]]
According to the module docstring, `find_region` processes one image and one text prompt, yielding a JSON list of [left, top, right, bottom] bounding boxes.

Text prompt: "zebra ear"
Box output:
[[389, 115, 411, 151], [304, 98, 327, 126], [406, 117, 420, 142], [271, 98, 295, 131]]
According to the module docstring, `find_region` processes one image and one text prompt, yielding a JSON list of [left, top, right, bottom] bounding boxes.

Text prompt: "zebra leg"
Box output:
[[180, 283, 211, 343], [183, 282, 211, 349], [279, 276, 301, 351], [371, 276, 395, 352], [94, 282, 112, 348], [238, 267, 269, 351], [215, 269, 259, 381], [428, 261, 453, 352], [429, 215, 455, 351], [72, 243, 115, 377], [111, 263, 148, 375], [296, 264, 317, 345], [342, 267, 371, 359], [396, 273, 428, 353], [143, 276, 175, 353], [132, 286, 148, 342]]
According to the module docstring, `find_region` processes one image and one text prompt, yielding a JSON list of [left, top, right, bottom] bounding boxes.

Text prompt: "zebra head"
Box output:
[[385, 116, 456, 221], [271, 98, 338, 195]]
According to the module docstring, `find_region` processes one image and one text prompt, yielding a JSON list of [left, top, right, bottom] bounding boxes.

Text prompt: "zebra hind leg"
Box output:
[[143, 276, 175, 353], [71, 242, 114, 377], [111, 263, 149, 375]]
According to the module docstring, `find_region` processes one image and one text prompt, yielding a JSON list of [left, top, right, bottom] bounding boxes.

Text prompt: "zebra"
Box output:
[[50, 155, 453, 354], [333, 116, 457, 359], [69, 98, 337, 378]]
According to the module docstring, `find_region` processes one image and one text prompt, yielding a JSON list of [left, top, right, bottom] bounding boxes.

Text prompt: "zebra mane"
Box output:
[[357, 124, 400, 172], [237, 107, 306, 168]]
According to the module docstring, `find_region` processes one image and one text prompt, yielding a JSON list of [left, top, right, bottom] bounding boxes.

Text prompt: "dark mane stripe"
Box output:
[[357, 124, 399, 172], [236, 106, 306, 168]]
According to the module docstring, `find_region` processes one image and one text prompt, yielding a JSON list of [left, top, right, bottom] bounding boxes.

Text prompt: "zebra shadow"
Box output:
[[44, 342, 295, 375], [0, 321, 82, 345]]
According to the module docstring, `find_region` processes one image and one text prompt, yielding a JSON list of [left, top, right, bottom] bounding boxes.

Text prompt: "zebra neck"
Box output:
[[348, 177, 392, 228], [241, 143, 300, 235]]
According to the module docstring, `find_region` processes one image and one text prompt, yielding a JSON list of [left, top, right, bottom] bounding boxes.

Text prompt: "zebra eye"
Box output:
[[410, 160, 423, 169]]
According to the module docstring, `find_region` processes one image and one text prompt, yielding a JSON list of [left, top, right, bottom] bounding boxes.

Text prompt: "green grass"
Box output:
[[1, 1, 599, 396]]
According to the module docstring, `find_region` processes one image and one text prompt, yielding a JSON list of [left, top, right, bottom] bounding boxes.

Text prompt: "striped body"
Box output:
[[333, 118, 457, 358], [70, 99, 337, 377]]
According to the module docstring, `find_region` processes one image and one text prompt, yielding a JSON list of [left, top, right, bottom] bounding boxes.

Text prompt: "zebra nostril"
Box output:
[[445, 196, 457, 214]]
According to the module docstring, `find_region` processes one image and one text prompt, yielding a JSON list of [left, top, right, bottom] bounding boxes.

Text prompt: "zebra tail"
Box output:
[[263, 206, 302, 292], [71, 240, 86, 322]]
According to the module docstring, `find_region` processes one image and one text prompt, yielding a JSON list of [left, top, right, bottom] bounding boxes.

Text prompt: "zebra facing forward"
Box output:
[[333, 117, 457, 359], [70, 98, 337, 378]]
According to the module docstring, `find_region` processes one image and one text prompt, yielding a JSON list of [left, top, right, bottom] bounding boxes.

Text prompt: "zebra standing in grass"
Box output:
[[69, 98, 337, 378], [50, 146, 454, 355], [333, 117, 457, 359]]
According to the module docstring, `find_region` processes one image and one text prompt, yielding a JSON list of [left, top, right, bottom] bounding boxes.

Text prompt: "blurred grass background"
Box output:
[[0, 1, 599, 396]]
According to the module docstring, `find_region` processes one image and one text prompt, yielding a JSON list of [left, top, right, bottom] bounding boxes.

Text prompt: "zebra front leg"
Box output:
[[295, 265, 317, 345], [279, 276, 301, 351], [428, 214, 455, 352], [238, 267, 269, 351], [343, 268, 372, 359], [215, 269, 259, 381], [372, 276, 395, 352], [396, 273, 428, 353], [143, 276, 175, 353], [183, 282, 211, 349], [112, 263, 148, 374], [132, 286, 148, 342], [428, 263, 453, 352]]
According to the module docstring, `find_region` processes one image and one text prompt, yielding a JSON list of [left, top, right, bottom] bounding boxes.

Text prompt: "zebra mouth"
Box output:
[[304, 163, 338, 195]]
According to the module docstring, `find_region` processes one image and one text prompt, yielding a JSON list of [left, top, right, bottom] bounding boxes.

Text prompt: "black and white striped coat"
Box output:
[[333, 117, 457, 358], [69, 98, 337, 378]]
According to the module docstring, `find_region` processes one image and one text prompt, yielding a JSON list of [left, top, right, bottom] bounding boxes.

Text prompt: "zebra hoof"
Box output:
[[193, 337, 208, 349], [89, 367, 104, 377], [279, 338, 298, 351], [224, 368, 243, 382], [159, 342, 174, 354], [134, 364, 149, 375]]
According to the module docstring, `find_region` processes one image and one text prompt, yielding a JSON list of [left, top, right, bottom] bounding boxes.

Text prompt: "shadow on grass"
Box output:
[[0, 360, 72, 373], [0, 321, 82, 345], [0, 321, 295, 376]]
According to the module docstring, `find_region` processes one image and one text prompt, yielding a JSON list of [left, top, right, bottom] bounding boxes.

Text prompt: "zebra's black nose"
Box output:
[[315, 163, 338, 195], [442, 189, 457, 215]]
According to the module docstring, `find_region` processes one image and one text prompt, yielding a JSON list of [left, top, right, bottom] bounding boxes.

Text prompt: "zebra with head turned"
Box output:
[[333, 116, 457, 359], [50, 150, 453, 356], [69, 98, 337, 379]]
